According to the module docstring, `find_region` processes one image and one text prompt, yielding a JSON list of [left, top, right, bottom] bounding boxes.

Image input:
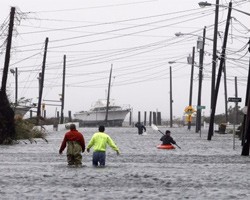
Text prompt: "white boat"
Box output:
[[10, 98, 34, 118], [74, 99, 131, 127], [13, 105, 32, 118]]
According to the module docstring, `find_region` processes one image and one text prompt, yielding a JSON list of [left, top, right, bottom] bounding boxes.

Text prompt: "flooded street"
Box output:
[[0, 126, 250, 200]]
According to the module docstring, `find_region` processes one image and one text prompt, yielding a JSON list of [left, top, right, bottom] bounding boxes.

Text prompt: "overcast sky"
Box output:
[[0, 0, 249, 120]]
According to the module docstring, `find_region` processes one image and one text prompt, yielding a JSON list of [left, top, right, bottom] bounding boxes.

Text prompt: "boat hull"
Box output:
[[74, 110, 130, 127], [78, 119, 125, 127], [13, 105, 32, 118]]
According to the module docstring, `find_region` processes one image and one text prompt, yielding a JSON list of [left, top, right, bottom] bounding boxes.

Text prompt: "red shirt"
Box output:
[[59, 129, 85, 153]]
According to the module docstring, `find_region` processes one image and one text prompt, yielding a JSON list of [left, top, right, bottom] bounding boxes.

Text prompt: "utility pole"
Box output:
[[241, 39, 250, 156], [170, 66, 173, 128], [210, 0, 220, 134], [208, 2, 232, 140], [223, 62, 229, 122], [15, 67, 18, 105], [105, 64, 113, 126], [37, 37, 49, 125], [38, 72, 42, 103], [188, 47, 195, 130], [196, 27, 206, 133], [60, 55, 66, 124]]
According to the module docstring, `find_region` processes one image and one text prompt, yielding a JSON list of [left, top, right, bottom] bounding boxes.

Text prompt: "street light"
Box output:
[[198, 0, 220, 140], [169, 47, 196, 131], [175, 32, 213, 41], [199, 1, 250, 16], [175, 27, 207, 133], [194, 27, 206, 134], [168, 61, 195, 65], [169, 66, 173, 128], [198, 1, 250, 142], [206, 1, 233, 141]]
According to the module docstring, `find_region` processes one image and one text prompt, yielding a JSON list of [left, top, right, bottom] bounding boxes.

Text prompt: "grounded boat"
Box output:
[[157, 144, 175, 150], [74, 99, 131, 127], [10, 97, 34, 118], [13, 105, 32, 118]]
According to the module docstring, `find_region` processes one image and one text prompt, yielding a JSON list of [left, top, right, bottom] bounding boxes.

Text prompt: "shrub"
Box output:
[[14, 117, 46, 140]]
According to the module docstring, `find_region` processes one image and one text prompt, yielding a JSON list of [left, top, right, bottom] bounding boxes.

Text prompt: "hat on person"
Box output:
[[69, 124, 76, 130], [165, 130, 171, 134]]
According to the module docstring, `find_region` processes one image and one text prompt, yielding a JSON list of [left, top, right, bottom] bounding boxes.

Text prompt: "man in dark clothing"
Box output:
[[59, 124, 85, 166], [135, 122, 146, 135], [160, 130, 176, 145]]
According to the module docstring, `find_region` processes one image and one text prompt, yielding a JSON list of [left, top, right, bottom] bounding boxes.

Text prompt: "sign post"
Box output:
[[184, 106, 195, 131], [197, 105, 206, 110], [196, 105, 206, 137], [228, 97, 242, 149], [228, 97, 242, 103]]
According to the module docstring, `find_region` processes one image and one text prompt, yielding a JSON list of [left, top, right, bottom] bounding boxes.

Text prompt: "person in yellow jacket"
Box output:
[[87, 125, 120, 167]]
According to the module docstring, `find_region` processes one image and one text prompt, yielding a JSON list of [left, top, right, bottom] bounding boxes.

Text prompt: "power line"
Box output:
[[14, 8, 214, 49], [34, 0, 158, 13]]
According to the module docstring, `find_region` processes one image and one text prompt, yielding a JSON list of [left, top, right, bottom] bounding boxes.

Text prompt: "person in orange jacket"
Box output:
[[59, 124, 85, 166]]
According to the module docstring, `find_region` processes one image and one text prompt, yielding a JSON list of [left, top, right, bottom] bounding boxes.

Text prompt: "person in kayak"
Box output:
[[87, 125, 120, 167], [160, 130, 176, 145], [135, 122, 146, 135], [59, 124, 85, 167]]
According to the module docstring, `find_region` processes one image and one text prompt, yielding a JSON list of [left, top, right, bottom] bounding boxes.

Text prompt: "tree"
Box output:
[[0, 7, 16, 144], [0, 91, 16, 144]]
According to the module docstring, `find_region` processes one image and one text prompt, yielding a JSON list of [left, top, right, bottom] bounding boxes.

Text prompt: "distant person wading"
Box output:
[[135, 122, 146, 135]]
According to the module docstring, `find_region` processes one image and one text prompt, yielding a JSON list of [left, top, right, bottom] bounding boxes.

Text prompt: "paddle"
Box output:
[[151, 124, 181, 149], [151, 124, 164, 135]]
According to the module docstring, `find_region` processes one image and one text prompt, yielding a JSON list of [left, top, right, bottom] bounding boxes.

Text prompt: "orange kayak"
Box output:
[[157, 144, 175, 149]]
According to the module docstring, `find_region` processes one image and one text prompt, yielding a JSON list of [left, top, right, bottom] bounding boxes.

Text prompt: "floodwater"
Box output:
[[0, 126, 250, 200]]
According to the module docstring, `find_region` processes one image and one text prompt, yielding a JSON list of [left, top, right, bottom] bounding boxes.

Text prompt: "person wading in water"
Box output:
[[87, 125, 120, 167], [59, 124, 85, 167]]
